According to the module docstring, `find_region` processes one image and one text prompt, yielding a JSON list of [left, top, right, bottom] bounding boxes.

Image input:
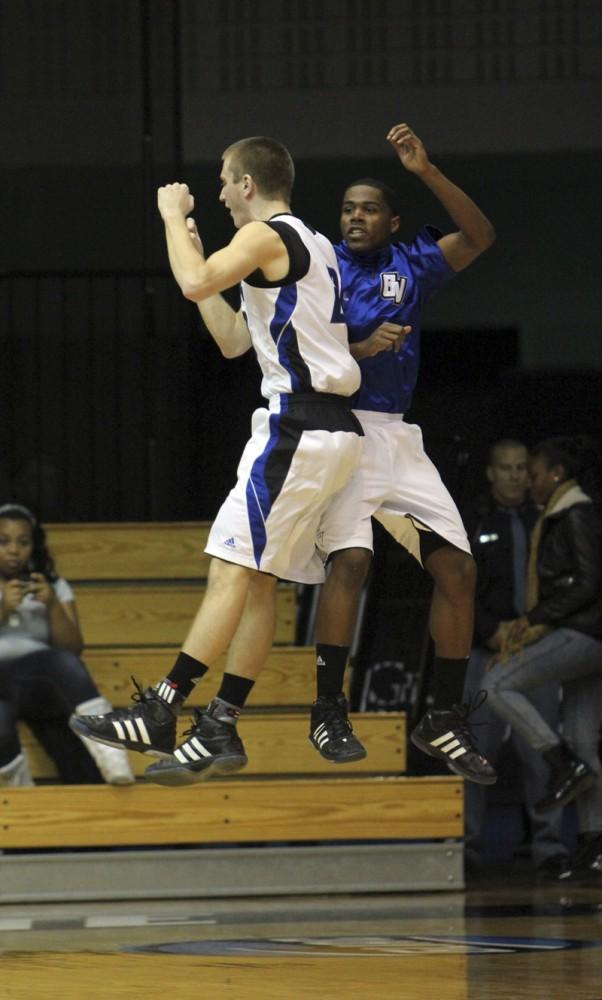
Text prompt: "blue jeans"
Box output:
[[464, 646, 566, 865], [482, 628, 602, 835]]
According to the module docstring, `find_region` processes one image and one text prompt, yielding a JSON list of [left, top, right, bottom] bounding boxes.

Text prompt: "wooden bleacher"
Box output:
[[1, 522, 464, 900]]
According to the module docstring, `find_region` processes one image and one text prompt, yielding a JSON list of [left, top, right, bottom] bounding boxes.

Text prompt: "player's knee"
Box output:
[[329, 547, 371, 590], [430, 548, 476, 598]]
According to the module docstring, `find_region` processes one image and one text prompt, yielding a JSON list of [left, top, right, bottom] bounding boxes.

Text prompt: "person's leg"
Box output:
[[563, 672, 602, 837], [561, 671, 602, 882], [71, 558, 258, 756], [407, 534, 494, 785], [483, 629, 600, 810], [423, 541, 476, 709], [510, 682, 568, 871], [462, 647, 506, 863], [16, 648, 131, 784], [0, 695, 33, 786], [314, 547, 371, 694], [305, 547, 371, 763], [483, 630, 598, 749]]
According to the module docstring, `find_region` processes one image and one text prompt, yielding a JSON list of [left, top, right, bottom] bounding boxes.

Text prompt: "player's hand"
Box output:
[[186, 217, 205, 257], [362, 323, 411, 357], [386, 124, 430, 174], [157, 182, 194, 220]]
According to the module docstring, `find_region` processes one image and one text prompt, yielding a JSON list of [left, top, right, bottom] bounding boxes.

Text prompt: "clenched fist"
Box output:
[[157, 182, 194, 220]]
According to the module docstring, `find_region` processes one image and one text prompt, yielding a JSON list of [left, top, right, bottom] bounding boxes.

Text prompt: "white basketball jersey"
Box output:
[[240, 215, 360, 400]]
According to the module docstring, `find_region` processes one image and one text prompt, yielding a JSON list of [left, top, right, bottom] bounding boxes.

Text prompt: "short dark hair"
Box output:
[[531, 435, 600, 483], [223, 136, 295, 201], [343, 177, 400, 216], [488, 438, 527, 465]]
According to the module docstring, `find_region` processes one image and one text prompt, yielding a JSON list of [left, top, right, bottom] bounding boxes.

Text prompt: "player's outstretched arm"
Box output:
[[386, 123, 496, 272]]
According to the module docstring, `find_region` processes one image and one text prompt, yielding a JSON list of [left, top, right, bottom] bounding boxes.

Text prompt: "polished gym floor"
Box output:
[[2, 863, 602, 999]]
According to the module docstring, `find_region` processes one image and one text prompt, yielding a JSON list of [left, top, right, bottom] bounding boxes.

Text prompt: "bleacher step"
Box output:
[[0, 777, 463, 849]]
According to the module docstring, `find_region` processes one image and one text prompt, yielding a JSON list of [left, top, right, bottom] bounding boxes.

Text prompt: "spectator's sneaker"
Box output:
[[536, 750, 596, 812], [535, 854, 572, 883], [80, 738, 136, 785], [309, 694, 367, 763], [144, 701, 248, 786], [69, 680, 177, 758], [562, 835, 602, 884], [410, 694, 497, 785]]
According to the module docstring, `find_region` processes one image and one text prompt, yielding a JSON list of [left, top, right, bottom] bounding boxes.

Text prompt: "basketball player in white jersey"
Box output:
[[72, 136, 368, 782]]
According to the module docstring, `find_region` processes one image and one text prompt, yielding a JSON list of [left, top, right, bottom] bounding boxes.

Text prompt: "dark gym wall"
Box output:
[[1, 1, 600, 520]]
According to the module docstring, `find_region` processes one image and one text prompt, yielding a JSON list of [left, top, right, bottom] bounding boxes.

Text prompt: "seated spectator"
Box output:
[[0, 503, 134, 786], [481, 436, 602, 884], [462, 439, 568, 880]]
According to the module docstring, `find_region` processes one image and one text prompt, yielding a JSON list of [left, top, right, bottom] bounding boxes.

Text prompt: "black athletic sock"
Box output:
[[162, 651, 209, 702], [213, 672, 255, 722], [316, 643, 349, 699], [431, 657, 469, 711]]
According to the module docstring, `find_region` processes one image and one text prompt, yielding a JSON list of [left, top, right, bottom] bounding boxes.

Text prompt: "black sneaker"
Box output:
[[410, 693, 497, 785], [535, 854, 572, 883], [144, 701, 248, 786], [536, 759, 596, 812], [562, 835, 602, 884], [309, 694, 367, 763], [69, 679, 177, 758]]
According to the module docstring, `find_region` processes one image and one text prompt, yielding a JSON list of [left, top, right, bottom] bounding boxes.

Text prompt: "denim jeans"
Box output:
[[463, 646, 566, 865], [482, 628, 602, 834]]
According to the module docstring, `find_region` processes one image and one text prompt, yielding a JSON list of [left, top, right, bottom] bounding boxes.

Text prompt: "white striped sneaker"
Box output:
[[144, 701, 247, 786], [309, 694, 367, 763], [69, 679, 178, 758], [410, 694, 497, 785]]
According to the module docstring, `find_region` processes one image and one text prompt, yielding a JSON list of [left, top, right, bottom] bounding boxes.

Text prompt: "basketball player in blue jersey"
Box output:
[[72, 136, 368, 783], [313, 122, 498, 784]]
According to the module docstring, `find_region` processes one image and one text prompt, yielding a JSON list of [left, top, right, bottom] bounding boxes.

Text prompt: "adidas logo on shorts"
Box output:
[[224, 537, 236, 548]]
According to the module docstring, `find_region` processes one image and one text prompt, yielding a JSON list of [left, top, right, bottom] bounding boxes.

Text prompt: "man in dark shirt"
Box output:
[[462, 439, 569, 879]]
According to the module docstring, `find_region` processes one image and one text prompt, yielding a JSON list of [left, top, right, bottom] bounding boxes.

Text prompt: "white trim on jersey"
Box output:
[[240, 215, 360, 400]]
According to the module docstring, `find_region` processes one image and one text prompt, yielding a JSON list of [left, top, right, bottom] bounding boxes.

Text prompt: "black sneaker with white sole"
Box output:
[[144, 701, 248, 786], [309, 694, 367, 764], [69, 679, 177, 758], [410, 693, 497, 785]]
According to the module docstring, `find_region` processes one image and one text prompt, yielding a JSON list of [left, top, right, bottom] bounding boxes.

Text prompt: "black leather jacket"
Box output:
[[527, 501, 602, 637]]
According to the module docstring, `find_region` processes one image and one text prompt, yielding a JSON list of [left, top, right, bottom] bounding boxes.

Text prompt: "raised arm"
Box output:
[[182, 217, 251, 359], [387, 123, 495, 272], [157, 182, 287, 357]]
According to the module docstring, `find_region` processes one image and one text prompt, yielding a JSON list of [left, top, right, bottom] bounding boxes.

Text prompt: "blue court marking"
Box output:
[[129, 933, 602, 958]]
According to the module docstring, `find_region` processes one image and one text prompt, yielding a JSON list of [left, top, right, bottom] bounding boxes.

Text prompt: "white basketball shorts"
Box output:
[[317, 410, 471, 566], [205, 394, 363, 584]]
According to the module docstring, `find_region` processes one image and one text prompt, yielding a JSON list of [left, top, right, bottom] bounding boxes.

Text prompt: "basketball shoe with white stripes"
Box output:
[[69, 679, 178, 758], [309, 694, 367, 763], [144, 701, 248, 786], [410, 693, 497, 785]]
